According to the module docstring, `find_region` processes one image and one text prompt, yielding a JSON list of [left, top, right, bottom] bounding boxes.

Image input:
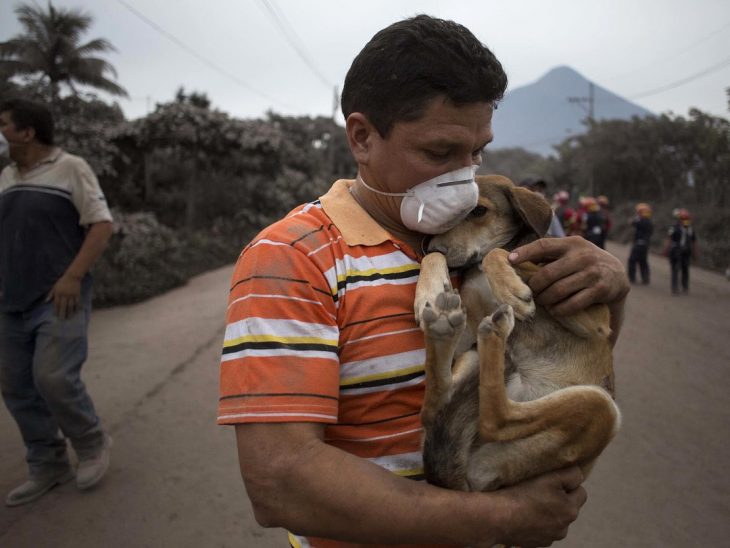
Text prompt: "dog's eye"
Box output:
[[469, 205, 488, 218]]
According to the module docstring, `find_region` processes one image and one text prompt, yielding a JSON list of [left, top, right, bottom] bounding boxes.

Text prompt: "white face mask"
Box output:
[[358, 165, 479, 234]]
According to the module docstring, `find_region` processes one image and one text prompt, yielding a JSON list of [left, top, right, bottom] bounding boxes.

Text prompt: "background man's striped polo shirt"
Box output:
[[0, 149, 112, 312]]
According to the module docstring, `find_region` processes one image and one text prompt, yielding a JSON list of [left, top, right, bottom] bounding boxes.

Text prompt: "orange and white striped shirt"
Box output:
[[219, 179, 456, 548]]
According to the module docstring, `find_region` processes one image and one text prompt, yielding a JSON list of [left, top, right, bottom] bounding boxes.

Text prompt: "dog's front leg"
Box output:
[[416, 252, 465, 428], [481, 249, 536, 321], [415, 252, 451, 324]]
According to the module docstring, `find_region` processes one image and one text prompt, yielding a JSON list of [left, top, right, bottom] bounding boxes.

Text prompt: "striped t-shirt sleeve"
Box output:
[[218, 228, 341, 424]]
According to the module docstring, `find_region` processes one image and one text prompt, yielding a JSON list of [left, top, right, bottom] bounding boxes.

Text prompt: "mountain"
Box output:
[[490, 66, 653, 156]]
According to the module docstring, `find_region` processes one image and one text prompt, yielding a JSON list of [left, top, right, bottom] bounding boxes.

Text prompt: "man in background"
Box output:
[[0, 99, 114, 506], [665, 208, 697, 294], [628, 202, 653, 285]]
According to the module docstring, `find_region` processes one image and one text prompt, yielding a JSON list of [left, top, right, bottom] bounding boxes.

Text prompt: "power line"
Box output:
[[628, 55, 730, 100], [255, 0, 332, 89], [115, 0, 293, 109], [607, 19, 730, 82]]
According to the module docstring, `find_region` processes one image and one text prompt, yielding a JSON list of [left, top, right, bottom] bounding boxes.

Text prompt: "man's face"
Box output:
[[364, 97, 494, 196], [0, 111, 33, 161]]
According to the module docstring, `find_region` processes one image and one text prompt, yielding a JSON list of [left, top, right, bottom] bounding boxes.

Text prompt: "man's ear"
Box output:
[[20, 126, 35, 144], [345, 112, 376, 165]]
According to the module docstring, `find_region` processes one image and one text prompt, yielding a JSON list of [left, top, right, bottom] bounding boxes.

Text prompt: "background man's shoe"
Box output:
[[5, 469, 74, 507], [77, 434, 112, 490]]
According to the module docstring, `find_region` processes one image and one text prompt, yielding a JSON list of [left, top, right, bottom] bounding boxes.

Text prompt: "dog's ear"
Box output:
[[505, 186, 553, 240]]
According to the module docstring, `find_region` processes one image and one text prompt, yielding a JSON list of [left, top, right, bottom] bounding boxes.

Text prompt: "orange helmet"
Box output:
[[583, 197, 599, 212], [635, 203, 652, 218]]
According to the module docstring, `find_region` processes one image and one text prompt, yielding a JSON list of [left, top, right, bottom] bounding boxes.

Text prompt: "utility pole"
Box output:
[[567, 82, 596, 196], [567, 82, 594, 121]]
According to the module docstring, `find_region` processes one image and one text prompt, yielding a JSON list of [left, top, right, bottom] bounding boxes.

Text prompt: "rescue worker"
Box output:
[[581, 197, 605, 248], [596, 195, 612, 249], [664, 208, 697, 294], [553, 190, 574, 235], [627, 203, 653, 285]]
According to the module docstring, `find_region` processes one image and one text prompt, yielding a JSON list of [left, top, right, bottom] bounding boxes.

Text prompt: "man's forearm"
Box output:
[[63, 221, 113, 280], [237, 423, 502, 546]]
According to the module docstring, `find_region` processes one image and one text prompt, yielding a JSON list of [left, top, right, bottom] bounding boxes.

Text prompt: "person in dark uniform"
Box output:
[[582, 197, 605, 248], [596, 195, 612, 249], [627, 203, 653, 284], [664, 208, 697, 294]]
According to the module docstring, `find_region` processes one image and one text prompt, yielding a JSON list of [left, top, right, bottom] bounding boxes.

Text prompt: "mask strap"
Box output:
[[357, 174, 408, 197]]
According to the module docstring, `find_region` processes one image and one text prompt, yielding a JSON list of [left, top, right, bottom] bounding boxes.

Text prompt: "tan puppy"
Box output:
[[415, 174, 620, 492]]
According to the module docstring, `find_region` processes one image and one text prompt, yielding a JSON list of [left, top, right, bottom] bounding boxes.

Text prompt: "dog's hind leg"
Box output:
[[475, 307, 620, 485], [476, 304, 518, 441]]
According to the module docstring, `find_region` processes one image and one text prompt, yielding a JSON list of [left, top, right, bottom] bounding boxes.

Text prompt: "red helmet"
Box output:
[[678, 208, 691, 221], [554, 190, 570, 204]]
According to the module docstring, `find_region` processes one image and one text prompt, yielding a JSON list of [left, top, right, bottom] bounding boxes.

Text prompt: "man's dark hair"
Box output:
[[341, 15, 508, 137], [0, 98, 55, 145]]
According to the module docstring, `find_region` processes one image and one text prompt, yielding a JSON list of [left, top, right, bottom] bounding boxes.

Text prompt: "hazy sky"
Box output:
[[2, 0, 729, 123]]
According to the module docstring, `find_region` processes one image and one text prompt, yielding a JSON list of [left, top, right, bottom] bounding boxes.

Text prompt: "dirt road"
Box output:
[[1, 242, 728, 547]]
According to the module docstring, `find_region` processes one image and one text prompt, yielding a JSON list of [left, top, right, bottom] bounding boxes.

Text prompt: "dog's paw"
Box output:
[[420, 288, 465, 340], [478, 304, 515, 341], [483, 256, 535, 321]]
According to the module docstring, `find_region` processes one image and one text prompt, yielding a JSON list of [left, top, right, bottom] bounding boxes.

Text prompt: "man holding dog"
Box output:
[[219, 15, 629, 547]]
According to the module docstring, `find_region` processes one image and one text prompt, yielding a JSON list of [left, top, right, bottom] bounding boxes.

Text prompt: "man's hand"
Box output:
[[509, 236, 629, 316], [47, 273, 82, 319], [493, 467, 587, 548]]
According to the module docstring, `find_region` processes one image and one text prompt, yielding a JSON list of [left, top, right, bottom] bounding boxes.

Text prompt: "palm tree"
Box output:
[[0, 2, 127, 101]]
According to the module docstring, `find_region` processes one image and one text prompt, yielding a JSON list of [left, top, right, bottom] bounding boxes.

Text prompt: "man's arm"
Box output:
[[236, 422, 587, 547], [508, 236, 630, 347], [48, 221, 113, 318]]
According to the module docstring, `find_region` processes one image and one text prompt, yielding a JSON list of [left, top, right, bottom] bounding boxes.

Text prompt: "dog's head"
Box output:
[[426, 174, 553, 268]]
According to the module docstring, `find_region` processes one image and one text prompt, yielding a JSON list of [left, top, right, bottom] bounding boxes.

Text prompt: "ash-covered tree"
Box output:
[[0, 1, 127, 102]]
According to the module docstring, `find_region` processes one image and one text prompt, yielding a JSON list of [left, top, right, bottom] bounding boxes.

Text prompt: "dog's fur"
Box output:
[[414, 174, 620, 493]]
